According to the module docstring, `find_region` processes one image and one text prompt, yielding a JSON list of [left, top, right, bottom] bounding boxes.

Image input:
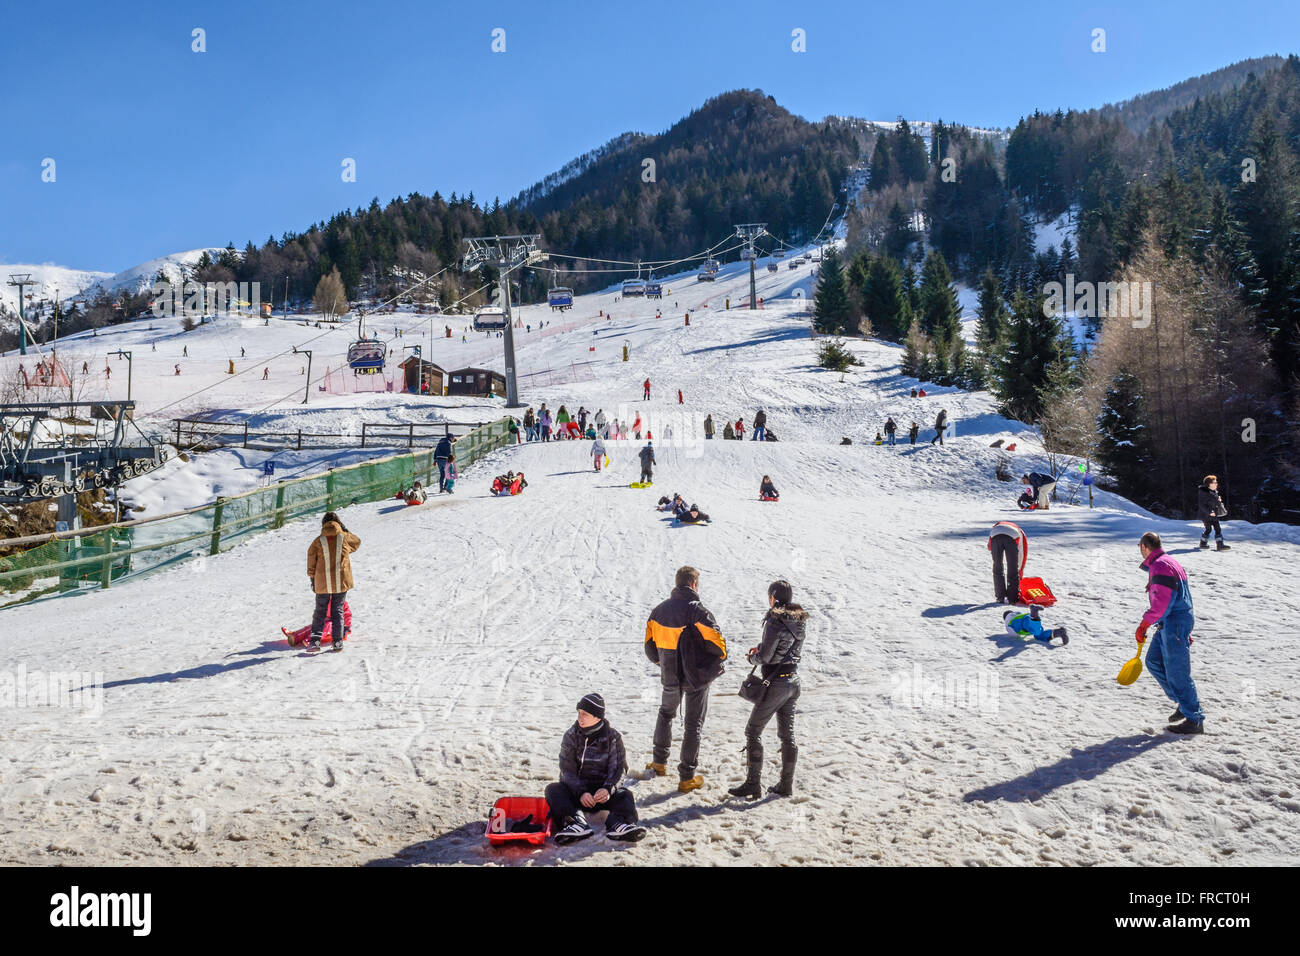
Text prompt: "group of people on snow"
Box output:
[[548, 567, 808, 846], [985, 518, 1205, 735]]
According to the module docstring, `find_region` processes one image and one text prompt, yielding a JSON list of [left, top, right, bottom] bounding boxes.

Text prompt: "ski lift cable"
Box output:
[[246, 278, 495, 418]]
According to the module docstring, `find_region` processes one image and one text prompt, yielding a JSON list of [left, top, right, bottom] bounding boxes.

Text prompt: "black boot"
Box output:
[[728, 761, 763, 800], [768, 745, 797, 797]]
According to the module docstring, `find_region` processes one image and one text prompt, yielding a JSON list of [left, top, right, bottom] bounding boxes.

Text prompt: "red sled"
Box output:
[[485, 796, 552, 847], [1018, 577, 1057, 608], [759, 495, 779, 502]]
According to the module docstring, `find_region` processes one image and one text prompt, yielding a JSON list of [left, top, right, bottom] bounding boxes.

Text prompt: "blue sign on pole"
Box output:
[[263, 461, 276, 476]]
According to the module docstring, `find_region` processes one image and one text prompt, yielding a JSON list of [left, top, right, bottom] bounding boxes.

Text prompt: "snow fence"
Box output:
[[0, 417, 514, 608]]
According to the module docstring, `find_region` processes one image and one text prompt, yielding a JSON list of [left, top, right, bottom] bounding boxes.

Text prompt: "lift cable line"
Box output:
[[460, 234, 544, 408]]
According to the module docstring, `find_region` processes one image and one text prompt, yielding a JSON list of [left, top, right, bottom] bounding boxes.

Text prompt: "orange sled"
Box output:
[[485, 796, 552, 846], [1018, 576, 1057, 608]]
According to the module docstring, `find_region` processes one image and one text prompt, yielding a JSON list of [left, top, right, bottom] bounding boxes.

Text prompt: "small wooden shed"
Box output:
[[399, 356, 447, 395], [447, 366, 506, 397]]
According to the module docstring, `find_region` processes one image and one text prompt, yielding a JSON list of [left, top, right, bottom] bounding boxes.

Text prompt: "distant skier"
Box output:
[[729, 580, 806, 799], [183, 346, 188, 357], [263, 367, 269, 380], [1021, 471, 1056, 510], [931, 409, 948, 445], [1135, 531, 1204, 734], [988, 520, 1028, 604], [884, 417, 897, 446], [592, 435, 607, 472], [638, 441, 656, 484], [1197, 475, 1230, 550], [1003, 605, 1068, 645], [752, 408, 767, 442], [306, 511, 360, 652], [547, 694, 646, 845], [644, 566, 726, 791]]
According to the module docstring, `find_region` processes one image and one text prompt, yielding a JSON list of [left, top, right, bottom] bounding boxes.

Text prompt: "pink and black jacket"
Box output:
[[1139, 548, 1194, 625]]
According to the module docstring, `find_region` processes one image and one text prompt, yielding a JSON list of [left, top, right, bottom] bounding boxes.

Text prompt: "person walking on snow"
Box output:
[[306, 511, 360, 652], [638, 441, 656, 484], [1135, 532, 1204, 734], [931, 409, 948, 445], [434, 434, 454, 492], [884, 417, 898, 445], [1197, 475, 1230, 550], [704, 414, 715, 440], [645, 566, 726, 791], [592, 435, 607, 472], [577, 407, 589, 433], [594, 408, 607, 438], [729, 580, 807, 799], [908, 421, 920, 445], [735, 417, 745, 440], [752, 408, 767, 442], [643, 378, 651, 400], [547, 694, 646, 845], [539, 404, 553, 442], [988, 520, 1028, 604]]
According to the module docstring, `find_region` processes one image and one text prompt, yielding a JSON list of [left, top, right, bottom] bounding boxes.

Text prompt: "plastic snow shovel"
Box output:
[[1116, 640, 1148, 685]]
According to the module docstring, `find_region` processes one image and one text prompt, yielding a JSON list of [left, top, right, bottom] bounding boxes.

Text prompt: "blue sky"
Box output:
[[0, 0, 1294, 270]]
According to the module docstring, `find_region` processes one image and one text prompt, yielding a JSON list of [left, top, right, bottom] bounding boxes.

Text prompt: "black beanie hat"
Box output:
[[577, 693, 605, 719]]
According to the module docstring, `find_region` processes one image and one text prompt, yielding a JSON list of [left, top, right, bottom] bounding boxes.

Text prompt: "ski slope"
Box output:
[[2, 258, 1299, 867]]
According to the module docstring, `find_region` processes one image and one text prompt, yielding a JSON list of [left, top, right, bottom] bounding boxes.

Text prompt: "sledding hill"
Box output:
[[2, 266, 1299, 867]]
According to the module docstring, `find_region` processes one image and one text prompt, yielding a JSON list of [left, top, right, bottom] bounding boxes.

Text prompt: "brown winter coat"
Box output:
[[307, 521, 361, 594]]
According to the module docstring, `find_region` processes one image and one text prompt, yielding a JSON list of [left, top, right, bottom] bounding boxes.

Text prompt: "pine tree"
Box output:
[[918, 250, 963, 352], [1096, 369, 1154, 501], [994, 289, 1064, 421], [975, 266, 1008, 352], [868, 138, 894, 192], [860, 254, 911, 342], [813, 246, 852, 334]]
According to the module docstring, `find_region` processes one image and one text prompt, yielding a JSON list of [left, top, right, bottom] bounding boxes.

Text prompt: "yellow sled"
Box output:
[[1116, 640, 1148, 685], [629, 481, 653, 489]]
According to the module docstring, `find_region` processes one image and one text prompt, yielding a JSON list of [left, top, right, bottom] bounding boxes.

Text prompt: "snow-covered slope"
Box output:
[[1, 260, 1297, 867]]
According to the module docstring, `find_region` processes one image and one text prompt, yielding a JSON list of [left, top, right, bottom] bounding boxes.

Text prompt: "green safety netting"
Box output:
[[0, 418, 512, 607]]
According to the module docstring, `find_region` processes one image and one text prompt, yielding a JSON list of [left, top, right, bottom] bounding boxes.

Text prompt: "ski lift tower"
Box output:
[[7, 274, 35, 355], [733, 224, 767, 310], [461, 234, 543, 408]]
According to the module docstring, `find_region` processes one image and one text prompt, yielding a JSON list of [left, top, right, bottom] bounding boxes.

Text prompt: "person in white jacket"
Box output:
[[592, 436, 607, 472]]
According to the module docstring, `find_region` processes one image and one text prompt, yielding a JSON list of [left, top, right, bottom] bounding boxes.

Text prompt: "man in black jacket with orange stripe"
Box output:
[[644, 566, 726, 792]]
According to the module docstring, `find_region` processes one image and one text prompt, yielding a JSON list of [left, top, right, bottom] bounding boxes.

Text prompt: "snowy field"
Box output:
[[2, 253, 1299, 867]]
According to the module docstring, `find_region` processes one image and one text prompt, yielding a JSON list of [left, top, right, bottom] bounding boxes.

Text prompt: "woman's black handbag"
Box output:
[[739, 663, 771, 703]]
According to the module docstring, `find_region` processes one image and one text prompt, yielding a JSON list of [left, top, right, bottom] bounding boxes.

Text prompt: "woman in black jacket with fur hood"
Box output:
[[729, 580, 807, 800]]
